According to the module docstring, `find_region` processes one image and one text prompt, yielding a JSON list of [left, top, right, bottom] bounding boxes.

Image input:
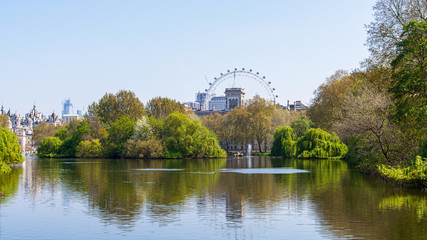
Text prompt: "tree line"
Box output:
[[37, 92, 226, 159], [307, 0, 426, 186]]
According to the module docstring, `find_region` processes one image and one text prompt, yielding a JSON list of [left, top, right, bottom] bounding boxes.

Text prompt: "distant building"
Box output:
[[47, 112, 61, 126], [76, 110, 83, 116], [209, 96, 226, 111], [183, 102, 200, 111], [196, 92, 209, 110], [225, 88, 245, 111], [62, 114, 82, 124], [286, 100, 308, 111], [62, 98, 73, 117]]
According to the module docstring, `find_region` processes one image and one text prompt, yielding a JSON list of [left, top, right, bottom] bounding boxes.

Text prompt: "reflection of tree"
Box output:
[[61, 158, 226, 227], [313, 171, 427, 239], [0, 167, 23, 204]]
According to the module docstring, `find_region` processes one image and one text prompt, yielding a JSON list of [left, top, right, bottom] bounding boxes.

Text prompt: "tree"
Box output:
[[297, 128, 347, 159], [32, 121, 61, 147], [105, 116, 135, 158], [308, 70, 354, 132], [290, 115, 316, 138], [334, 85, 417, 164], [59, 120, 91, 157], [163, 112, 226, 158], [0, 127, 24, 173], [271, 126, 297, 157], [390, 20, 427, 128], [76, 139, 103, 158], [37, 137, 63, 157], [366, 0, 427, 64], [87, 90, 145, 126], [202, 113, 236, 153], [245, 96, 275, 153], [146, 97, 185, 119]]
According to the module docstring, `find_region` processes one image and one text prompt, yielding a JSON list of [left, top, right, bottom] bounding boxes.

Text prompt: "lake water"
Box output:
[[0, 156, 426, 240]]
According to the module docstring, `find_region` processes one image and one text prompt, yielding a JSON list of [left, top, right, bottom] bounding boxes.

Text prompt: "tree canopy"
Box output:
[[88, 90, 145, 126]]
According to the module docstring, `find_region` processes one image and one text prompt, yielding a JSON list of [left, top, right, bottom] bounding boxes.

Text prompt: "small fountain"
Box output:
[[247, 144, 252, 157]]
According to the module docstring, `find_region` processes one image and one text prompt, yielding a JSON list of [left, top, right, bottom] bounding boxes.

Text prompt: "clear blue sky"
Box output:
[[0, 0, 375, 115]]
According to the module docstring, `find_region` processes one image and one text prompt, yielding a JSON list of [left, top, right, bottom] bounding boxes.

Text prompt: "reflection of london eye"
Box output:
[[203, 68, 278, 110]]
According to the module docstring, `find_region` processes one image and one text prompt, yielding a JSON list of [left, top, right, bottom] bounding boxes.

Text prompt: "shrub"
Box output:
[[76, 139, 103, 158], [0, 127, 24, 165], [123, 139, 164, 159], [297, 128, 347, 158], [271, 126, 297, 157]]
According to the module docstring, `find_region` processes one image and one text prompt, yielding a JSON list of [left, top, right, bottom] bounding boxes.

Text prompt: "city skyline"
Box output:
[[1, 0, 375, 115]]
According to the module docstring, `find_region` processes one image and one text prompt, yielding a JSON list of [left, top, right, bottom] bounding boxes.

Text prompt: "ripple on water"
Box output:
[[219, 168, 309, 174]]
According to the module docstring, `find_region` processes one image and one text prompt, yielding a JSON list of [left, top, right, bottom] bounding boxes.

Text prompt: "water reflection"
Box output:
[[1, 156, 426, 240]]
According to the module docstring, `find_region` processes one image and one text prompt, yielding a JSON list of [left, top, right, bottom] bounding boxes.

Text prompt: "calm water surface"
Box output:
[[0, 156, 426, 240]]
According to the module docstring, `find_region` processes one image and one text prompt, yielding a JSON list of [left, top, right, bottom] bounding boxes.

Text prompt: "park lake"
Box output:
[[1, 156, 426, 240]]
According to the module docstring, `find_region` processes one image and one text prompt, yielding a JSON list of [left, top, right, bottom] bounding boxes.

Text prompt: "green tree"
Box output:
[[88, 90, 145, 126], [163, 112, 225, 158], [271, 126, 297, 157], [390, 20, 427, 128], [59, 120, 90, 157], [297, 128, 347, 159], [106, 116, 135, 158], [146, 97, 185, 119], [0, 127, 24, 173], [290, 115, 316, 138], [37, 137, 63, 157], [76, 139, 103, 158]]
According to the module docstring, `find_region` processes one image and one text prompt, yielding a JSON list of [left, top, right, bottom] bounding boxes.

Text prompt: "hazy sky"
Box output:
[[0, 0, 375, 115]]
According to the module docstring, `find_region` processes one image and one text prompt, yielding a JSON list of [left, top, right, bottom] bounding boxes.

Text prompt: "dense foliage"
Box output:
[[38, 93, 225, 159], [0, 127, 24, 174], [307, 0, 426, 187], [271, 124, 347, 159]]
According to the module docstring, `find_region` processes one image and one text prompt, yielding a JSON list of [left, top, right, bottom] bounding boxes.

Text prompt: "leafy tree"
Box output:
[[32, 121, 61, 147], [271, 126, 297, 157], [308, 70, 354, 131], [54, 120, 80, 141], [202, 113, 236, 153], [390, 20, 427, 128], [366, 0, 426, 64], [146, 97, 185, 119], [76, 139, 103, 158], [290, 115, 316, 138], [59, 120, 90, 157], [37, 137, 63, 157], [88, 90, 145, 126], [0, 127, 24, 173], [297, 128, 347, 159], [245, 96, 275, 153], [163, 112, 225, 158], [106, 116, 135, 158]]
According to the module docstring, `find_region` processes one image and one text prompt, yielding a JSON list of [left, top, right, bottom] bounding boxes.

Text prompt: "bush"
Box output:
[[297, 128, 347, 158], [378, 156, 427, 184], [123, 139, 164, 159], [76, 139, 103, 158], [0, 162, 11, 174]]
